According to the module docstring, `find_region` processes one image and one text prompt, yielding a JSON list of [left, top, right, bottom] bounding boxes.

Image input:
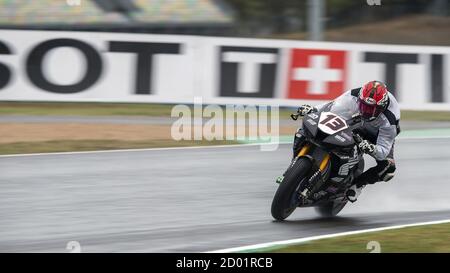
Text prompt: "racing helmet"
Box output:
[[357, 81, 389, 121]]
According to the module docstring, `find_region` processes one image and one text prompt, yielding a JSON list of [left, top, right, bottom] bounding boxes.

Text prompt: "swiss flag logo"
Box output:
[[287, 49, 347, 100]]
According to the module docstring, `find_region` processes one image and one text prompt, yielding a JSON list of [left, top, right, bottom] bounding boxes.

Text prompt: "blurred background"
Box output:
[[1, 0, 450, 253], [0, 0, 449, 154], [0, 0, 448, 44]]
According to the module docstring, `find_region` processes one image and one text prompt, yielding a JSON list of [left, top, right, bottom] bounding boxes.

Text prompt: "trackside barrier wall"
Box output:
[[0, 30, 449, 110]]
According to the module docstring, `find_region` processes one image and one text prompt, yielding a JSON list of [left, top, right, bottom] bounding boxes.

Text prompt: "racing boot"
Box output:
[[345, 184, 365, 203]]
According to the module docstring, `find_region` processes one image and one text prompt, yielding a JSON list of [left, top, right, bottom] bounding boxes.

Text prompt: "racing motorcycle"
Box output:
[[271, 101, 366, 220]]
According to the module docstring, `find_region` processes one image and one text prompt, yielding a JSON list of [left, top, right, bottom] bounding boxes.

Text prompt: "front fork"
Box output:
[[296, 144, 331, 198], [293, 128, 331, 173], [276, 140, 331, 187], [297, 144, 331, 172]]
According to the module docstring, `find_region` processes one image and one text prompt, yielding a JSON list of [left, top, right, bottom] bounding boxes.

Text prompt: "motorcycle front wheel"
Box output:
[[271, 158, 312, 221]]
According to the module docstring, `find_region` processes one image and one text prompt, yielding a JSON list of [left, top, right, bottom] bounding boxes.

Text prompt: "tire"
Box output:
[[271, 158, 312, 221], [315, 200, 348, 217]]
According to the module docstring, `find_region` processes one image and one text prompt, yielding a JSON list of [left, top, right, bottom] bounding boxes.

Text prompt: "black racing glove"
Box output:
[[358, 139, 376, 155]]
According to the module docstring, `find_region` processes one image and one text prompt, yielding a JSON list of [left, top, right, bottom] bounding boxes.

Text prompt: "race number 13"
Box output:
[[320, 114, 346, 131]]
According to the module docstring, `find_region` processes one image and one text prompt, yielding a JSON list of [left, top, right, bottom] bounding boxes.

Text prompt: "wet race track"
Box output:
[[1, 135, 450, 252]]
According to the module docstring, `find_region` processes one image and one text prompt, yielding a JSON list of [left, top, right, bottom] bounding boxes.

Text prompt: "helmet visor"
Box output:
[[358, 100, 382, 120]]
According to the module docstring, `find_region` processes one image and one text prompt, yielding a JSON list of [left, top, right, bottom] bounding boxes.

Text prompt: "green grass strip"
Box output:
[[257, 222, 450, 253]]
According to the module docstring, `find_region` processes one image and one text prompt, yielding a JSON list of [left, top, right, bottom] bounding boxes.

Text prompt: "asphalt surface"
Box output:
[[1, 137, 450, 253]]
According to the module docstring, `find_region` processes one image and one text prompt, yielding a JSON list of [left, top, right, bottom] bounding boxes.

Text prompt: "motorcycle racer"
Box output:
[[293, 81, 401, 202]]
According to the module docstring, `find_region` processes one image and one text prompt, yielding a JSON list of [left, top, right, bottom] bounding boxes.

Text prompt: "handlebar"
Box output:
[[290, 105, 306, 121], [290, 113, 300, 120]]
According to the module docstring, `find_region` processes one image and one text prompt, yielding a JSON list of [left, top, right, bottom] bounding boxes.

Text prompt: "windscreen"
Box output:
[[327, 100, 355, 121]]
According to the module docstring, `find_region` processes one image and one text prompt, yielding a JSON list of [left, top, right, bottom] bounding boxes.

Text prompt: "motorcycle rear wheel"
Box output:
[[271, 158, 312, 221]]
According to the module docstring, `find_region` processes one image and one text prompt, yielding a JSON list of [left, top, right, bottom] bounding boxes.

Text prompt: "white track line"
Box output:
[[0, 135, 449, 158], [0, 142, 276, 158], [208, 218, 450, 253]]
